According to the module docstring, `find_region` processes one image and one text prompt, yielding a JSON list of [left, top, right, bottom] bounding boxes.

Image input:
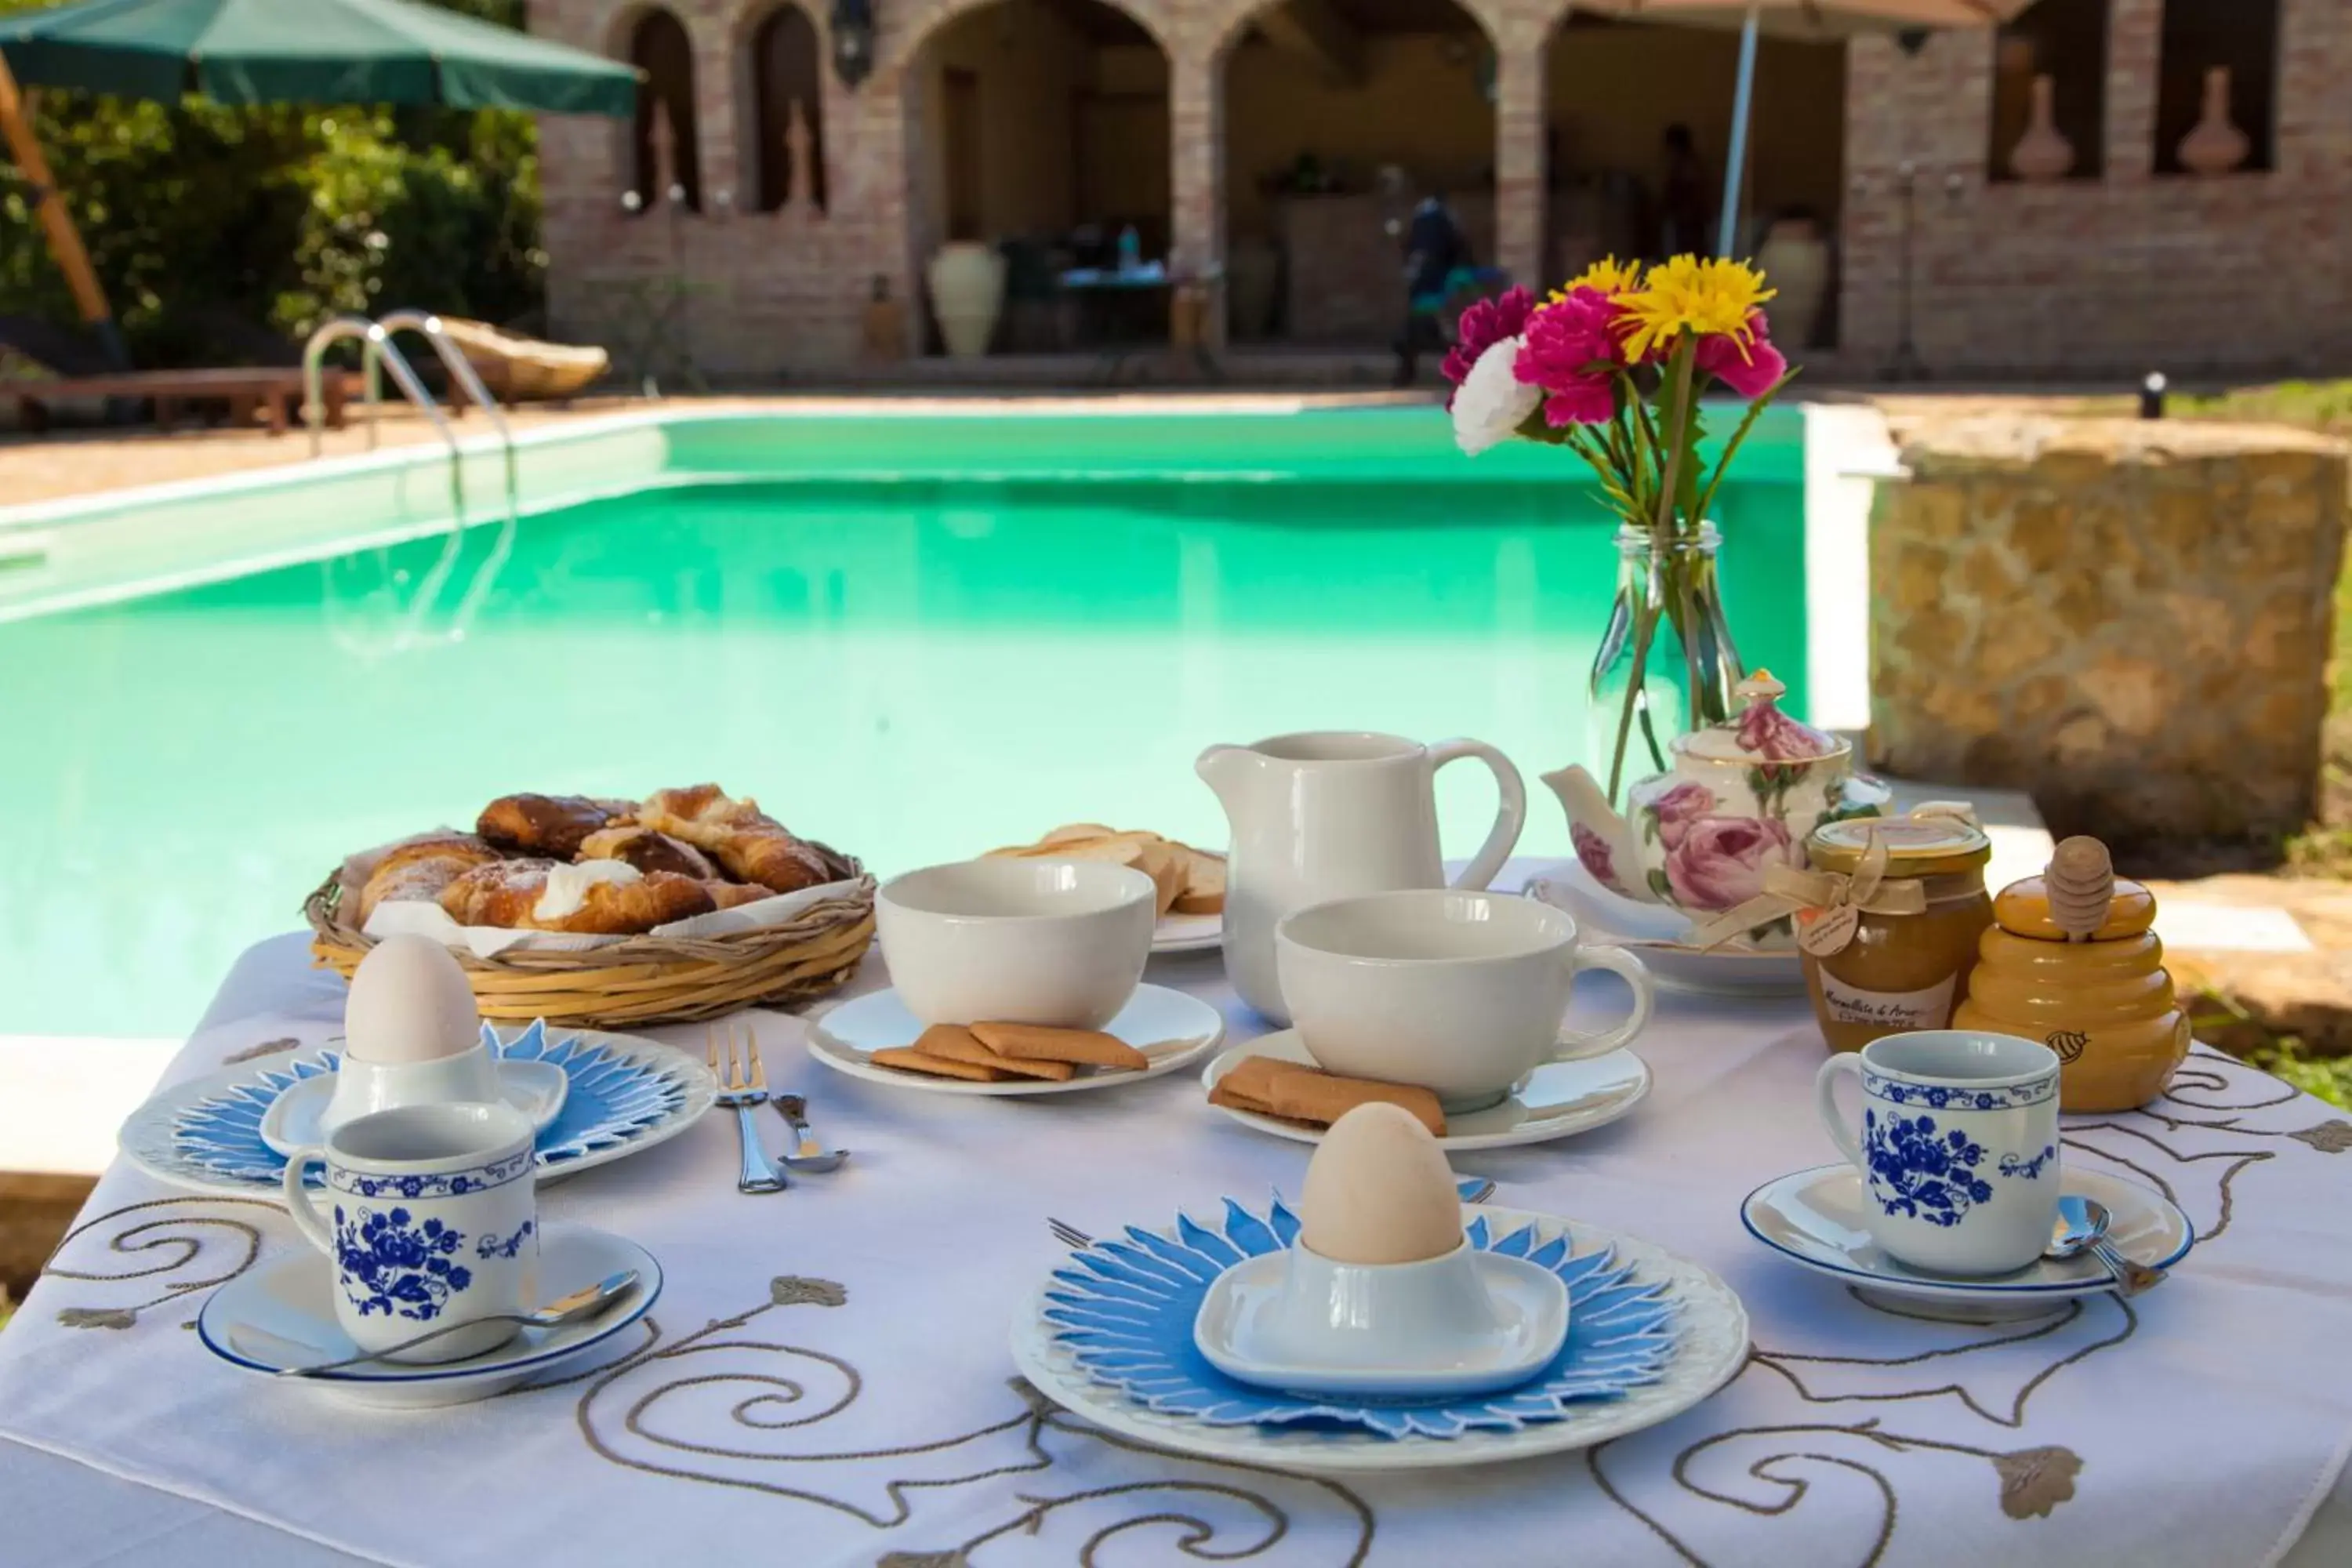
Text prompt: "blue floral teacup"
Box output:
[[281, 1102, 539, 1363], [1816, 1030, 2060, 1276]]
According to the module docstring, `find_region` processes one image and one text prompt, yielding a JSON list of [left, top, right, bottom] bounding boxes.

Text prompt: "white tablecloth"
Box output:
[[6, 891, 2352, 1568]]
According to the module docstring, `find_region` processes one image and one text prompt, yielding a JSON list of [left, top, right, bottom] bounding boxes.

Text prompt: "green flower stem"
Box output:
[[1604, 340, 1697, 800]]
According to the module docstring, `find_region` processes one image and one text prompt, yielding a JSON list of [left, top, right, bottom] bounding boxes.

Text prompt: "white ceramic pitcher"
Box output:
[[1197, 731, 1526, 1023]]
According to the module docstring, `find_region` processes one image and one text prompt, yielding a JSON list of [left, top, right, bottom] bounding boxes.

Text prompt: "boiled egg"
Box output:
[[1298, 1102, 1463, 1265], [344, 933, 480, 1064]]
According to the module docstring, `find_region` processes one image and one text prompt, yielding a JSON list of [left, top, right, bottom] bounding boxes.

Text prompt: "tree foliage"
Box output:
[[0, 0, 544, 365]]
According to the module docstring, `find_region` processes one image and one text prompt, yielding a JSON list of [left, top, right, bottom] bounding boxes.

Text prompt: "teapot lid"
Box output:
[[1675, 672, 1844, 764]]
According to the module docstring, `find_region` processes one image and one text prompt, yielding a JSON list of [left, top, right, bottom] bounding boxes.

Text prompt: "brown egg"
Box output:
[[1298, 1103, 1463, 1265]]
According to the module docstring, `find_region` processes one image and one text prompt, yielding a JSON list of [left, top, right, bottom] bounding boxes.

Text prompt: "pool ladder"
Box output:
[[300, 313, 520, 653]]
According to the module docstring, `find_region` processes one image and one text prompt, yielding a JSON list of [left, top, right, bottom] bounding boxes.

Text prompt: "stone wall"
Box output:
[[1869, 417, 2348, 851]]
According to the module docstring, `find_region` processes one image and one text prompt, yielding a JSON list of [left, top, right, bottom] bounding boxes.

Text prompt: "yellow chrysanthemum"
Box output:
[[1613, 255, 1777, 364], [1555, 256, 1644, 299]]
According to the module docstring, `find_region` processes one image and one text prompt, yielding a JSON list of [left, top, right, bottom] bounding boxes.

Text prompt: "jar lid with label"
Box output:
[[1808, 812, 1992, 879]]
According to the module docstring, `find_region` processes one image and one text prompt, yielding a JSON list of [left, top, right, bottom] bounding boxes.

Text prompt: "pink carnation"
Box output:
[[1440, 286, 1534, 408], [1513, 287, 1621, 427], [1695, 312, 1788, 399]]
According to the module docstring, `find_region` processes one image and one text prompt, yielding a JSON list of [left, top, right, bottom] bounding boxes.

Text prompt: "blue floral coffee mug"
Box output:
[[1816, 1030, 2061, 1276], [281, 1101, 540, 1363]]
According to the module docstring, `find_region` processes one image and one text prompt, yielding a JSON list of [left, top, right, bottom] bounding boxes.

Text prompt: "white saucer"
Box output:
[[1200, 1030, 1651, 1151], [198, 1222, 661, 1408], [257, 1060, 569, 1158], [1523, 869, 1806, 997], [1742, 1164, 2195, 1321], [807, 982, 1226, 1096], [1194, 1250, 1570, 1399], [1154, 909, 1222, 955]]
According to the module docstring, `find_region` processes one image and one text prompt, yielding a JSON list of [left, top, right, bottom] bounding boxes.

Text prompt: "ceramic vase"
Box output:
[[2179, 67, 2251, 177], [1755, 217, 1829, 350], [2009, 75, 2074, 183], [927, 241, 1005, 360], [1584, 523, 1744, 806]]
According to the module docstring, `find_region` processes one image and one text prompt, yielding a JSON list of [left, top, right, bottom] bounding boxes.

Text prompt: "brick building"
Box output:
[[530, 0, 2352, 380]]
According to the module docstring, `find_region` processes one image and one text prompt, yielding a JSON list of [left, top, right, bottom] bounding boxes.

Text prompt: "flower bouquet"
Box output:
[[1443, 256, 1795, 804]]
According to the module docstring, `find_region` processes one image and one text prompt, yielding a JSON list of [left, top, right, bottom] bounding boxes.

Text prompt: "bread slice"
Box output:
[[1172, 847, 1225, 915]]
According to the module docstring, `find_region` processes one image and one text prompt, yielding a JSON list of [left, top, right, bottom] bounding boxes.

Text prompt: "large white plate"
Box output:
[[1152, 909, 1222, 955], [1011, 1204, 1749, 1472], [806, 982, 1225, 1097], [198, 1222, 661, 1410], [1742, 1163, 2194, 1319], [121, 1028, 717, 1196], [1200, 1030, 1651, 1151]]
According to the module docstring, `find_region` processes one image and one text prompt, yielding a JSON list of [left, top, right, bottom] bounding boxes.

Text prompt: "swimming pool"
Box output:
[[0, 403, 1814, 1039]]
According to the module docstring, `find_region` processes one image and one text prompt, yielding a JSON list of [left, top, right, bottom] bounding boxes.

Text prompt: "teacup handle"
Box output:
[[1552, 946, 1654, 1062], [1429, 739, 1526, 892], [280, 1147, 337, 1256], [1815, 1055, 1867, 1169]]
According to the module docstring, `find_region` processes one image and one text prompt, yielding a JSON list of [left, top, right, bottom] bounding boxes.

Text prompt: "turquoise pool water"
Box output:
[[0, 406, 1808, 1038]]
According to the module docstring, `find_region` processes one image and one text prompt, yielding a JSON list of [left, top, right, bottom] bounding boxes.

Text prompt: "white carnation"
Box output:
[[1450, 336, 1540, 456]]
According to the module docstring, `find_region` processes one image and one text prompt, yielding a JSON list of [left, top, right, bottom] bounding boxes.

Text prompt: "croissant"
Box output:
[[357, 834, 501, 924], [575, 824, 717, 880], [702, 880, 775, 910], [437, 859, 714, 935], [637, 783, 834, 895], [477, 793, 637, 859]]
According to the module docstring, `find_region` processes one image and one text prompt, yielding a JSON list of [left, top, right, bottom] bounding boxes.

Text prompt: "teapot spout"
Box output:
[[1539, 764, 1652, 903]]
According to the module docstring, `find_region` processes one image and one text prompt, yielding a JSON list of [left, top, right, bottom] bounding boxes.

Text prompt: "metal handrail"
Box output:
[[301, 315, 464, 525], [369, 309, 518, 522]]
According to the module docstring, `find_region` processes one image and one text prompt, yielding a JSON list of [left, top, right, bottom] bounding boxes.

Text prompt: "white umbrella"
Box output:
[[1571, 0, 2036, 253]]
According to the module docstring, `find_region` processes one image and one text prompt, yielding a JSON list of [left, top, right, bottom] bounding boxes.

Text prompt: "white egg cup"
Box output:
[[323, 1037, 504, 1136], [1193, 1239, 1572, 1399]]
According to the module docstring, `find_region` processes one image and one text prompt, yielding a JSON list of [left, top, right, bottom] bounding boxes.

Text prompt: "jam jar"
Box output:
[[1802, 815, 1996, 1053]]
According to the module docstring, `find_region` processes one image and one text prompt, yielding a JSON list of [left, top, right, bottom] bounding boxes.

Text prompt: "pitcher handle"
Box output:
[[1428, 739, 1526, 891], [280, 1147, 337, 1255]]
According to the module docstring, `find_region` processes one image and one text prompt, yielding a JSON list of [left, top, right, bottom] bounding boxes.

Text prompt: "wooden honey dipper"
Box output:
[[2045, 836, 2115, 943]]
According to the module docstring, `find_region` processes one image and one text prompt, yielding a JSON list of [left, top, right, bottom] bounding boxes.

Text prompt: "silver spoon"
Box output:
[[771, 1094, 850, 1173], [2046, 1196, 2165, 1296], [276, 1269, 639, 1377]]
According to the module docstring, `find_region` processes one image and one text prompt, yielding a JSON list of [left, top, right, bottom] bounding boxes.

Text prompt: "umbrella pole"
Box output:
[[0, 49, 128, 368], [1715, 2, 1760, 256]]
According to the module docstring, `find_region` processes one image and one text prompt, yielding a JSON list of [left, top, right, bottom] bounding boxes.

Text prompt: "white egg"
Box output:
[[344, 934, 481, 1064], [1298, 1102, 1463, 1265]]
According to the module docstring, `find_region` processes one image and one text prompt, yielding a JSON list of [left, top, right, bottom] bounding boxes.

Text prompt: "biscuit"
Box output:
[[1208, 1081, 1319, 1127], [1212, 1054, 1311, 1110], [869, 1047, 1007, 1082], [1265, 1071, 1446, 1137], [971, 1022, 1150, 1071], [912, 1024, 1076, 1083]]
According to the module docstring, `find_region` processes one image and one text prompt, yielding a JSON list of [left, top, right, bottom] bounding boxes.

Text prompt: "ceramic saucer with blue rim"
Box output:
[[198, 1222, 660, 1410], [1009, 1196, 1751, 1472], [121, 1022, 717, 1196], [256, 1056, 569, 1158], [1742, 1163, 2194, 1322]]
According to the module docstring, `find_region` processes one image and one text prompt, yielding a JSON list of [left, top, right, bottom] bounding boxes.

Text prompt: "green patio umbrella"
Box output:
[[0, 0, 640, 115]]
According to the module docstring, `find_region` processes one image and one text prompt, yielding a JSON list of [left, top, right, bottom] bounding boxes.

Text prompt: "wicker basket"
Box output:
[[303, 846, 876, 1029]]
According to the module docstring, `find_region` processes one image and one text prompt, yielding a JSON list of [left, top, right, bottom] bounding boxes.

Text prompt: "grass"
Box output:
[[2192, 989, 2352, 1109]]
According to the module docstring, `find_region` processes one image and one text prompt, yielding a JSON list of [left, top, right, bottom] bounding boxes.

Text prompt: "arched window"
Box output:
[[629, 9, 702, 212], [1987, 0, 2106, 181], [752, 6, 828, 212], [2155, 0, 2276, 175]]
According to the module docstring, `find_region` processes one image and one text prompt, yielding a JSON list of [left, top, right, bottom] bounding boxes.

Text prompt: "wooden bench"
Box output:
[[13, 365, 350, 437]]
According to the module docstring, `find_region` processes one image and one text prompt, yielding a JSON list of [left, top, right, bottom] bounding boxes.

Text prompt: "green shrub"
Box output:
[[0, 0, 543, 365]]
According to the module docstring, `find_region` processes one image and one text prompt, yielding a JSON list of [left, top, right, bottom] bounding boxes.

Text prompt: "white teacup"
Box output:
[[1275, 889, 1655, 1112], [877, 858, 1156, 1029], [281, 1102, 540, 1363], [323, 1036, 501, 1138], [1816, 1030, 2062, 1276]]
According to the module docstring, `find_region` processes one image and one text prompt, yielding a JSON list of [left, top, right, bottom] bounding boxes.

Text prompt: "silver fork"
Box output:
[[709, 1024, 789, 1194], [1046, 1179, 1495, 1251]]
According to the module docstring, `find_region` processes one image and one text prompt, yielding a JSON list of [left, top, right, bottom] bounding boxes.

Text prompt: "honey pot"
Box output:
[[1951, 836, 2190, 1112]]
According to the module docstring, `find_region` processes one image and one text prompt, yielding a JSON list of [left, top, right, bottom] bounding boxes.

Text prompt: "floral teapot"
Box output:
[[1541, 671, 1890, 948]]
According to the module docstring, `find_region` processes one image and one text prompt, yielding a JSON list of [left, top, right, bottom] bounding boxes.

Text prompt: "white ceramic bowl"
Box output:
[[877, 858, 1156, 1029]]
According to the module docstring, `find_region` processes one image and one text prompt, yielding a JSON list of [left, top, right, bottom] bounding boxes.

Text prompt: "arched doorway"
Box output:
[[747, 4, 829, 212], [626, 8, 702, 211], [906, 0, 1172, 357], [1218, 0, 1498, 352]]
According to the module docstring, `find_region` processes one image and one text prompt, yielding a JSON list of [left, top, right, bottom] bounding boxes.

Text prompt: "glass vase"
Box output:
[[1586, 522, 1744, 804]]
